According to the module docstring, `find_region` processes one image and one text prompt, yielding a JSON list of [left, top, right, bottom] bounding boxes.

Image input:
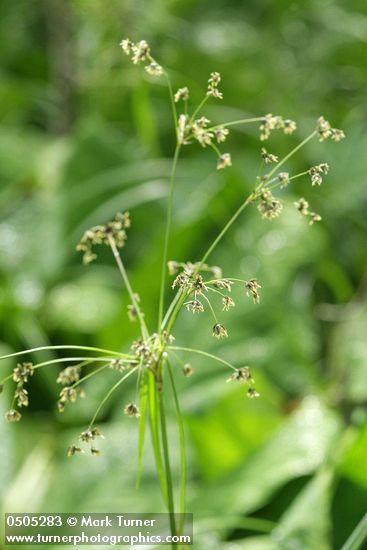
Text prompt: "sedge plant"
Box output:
[[0, 39, 345, 543]]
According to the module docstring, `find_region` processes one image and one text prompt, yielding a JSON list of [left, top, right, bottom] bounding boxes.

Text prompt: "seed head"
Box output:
[[131, 40, 150, 64], [257, 191, 283, 220], [217, 153, 232, 170], [309, 212, 322, 225], [185, 300, 204, 313], [214, 279, 233, 292], [57, 366, 81, 385], [261, 148, 278, 164], [278, 172, 290, 188], [15, 387, 29, 407], [227, 367, 254, 384], [5, 409, 22, 422], [168, 261, 180, 275], [245, 279, 261, 304], [145, 62, 163, 76], [294, 198, 309, 216], [13, 363, 34, 384], [207, 72, 223, 99], [212, 323, 228, 339], [174, 87, 189, 102], [109, 359, 127, 372], [214, 127, 229, 143], [247, 387, 260, 398], [67, 445, 83, 457], [172, 273, 189, 289], [124, 402, 140, 418], [222, 296, 235, 311], [120, 38, 134, 55], [182, 364, 194, 377]]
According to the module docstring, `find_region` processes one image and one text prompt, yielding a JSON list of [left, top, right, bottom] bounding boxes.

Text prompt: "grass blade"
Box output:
[[341, 513, 367, 550]]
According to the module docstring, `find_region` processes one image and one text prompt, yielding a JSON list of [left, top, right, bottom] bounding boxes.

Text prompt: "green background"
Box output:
[[0, 1, 366, 548]]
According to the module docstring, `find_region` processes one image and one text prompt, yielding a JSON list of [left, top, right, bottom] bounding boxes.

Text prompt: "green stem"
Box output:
[[190, 95, 209, 122], [148, 371, 168, 505], [0, 345, 130, 361], [168, 346, 237, 371], [71, 363, 110, 389], [209, 117, 263, 131], [107, 233, 149, 340], [167, 361, 186, 534], [158, 143, 181, 332], [201, 293, 218, 323], [266, 131, 316, 179], [0, 357, 116, 385], [158, 370, 177, 538], [89, 367, 138, 428]]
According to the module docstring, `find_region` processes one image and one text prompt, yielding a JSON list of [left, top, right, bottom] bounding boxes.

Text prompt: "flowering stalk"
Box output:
[[0, 38, 345, 547]]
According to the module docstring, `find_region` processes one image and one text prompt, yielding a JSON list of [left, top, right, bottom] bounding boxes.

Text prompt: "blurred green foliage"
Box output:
[[1, 0, 367, 548]]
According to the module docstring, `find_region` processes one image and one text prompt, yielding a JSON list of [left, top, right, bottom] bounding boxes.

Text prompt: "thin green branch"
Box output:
[[266, 131, 317, 179], [168, 346, 237, 371], [0, 356, 116, 386], [89, 367, 138, 428], [167, 361, 186, 533], [158, 372, 177, 537], [158, 143, 181, 332], [0, 345, 130, 361], [209, 117, 264, 132], [107, 233, 149, 339]]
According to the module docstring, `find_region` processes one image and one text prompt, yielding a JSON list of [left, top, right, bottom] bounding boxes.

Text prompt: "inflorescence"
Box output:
[[1, 38, 346, 457]]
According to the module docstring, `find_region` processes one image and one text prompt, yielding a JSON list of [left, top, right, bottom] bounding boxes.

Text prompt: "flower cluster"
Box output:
[[169, 261, 261, 339], [294, 198, 322, 225], [120, 39, 163, 76], [227, 366, 260, 398], [309, 163, 329, 186], [257, 191, 283, 220], [259, 114, 297, 141], [76, 212, 130, 264], [261, 148, 278, 164], [4, 362, 34, 422], [316, 117, 345, 142], [174, 87, 189, 103], [68, 426, 105, 456], [207, 72, 223, 99]]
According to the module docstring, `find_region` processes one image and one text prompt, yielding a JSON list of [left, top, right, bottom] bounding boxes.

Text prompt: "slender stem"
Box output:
[[71, 364, 110, 389], [168, 346, 237, 371], [1, 357, 116, 385], [107, 233, 149, 340], [201, 293, 218, 323], [162, 288, 185, 330], [164, 71, 178, 130], [0, 345, 129, 361], [158, 143, 181, 331], [167, 361, 186, 534], [199, 196, 252, 268], [89, 367, 138, 428], [148, 371, 168, 505], [266, 131, 316, 179], [209, 117, 263, 131], [190, 95, 209, 122], [158, 371, 177, 537]]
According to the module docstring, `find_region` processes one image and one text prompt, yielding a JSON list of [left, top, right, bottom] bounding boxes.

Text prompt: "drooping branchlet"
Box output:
[[76, 212, 130, 264]]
